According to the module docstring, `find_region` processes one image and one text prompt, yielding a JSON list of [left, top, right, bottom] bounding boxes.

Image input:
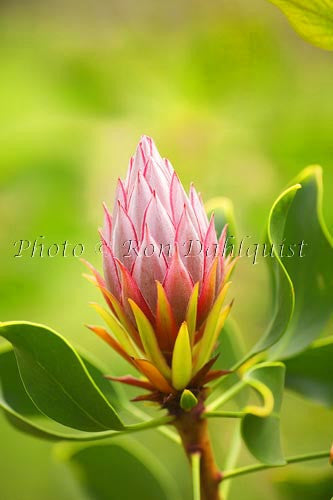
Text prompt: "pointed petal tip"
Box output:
[[102, 200, 111, 213]]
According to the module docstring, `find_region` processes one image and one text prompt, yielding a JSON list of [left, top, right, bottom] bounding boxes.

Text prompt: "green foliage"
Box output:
[[0, 321, 123, 432], [241, 363, 286, 466], [0, 343, 129, 441], [270, 167, 333, 359], [268, 0, 333, 50], [249, 166, 332, 360], [284, 336, 333, 407], [56, 439, 181, 500], [250, 184, 300, 356]]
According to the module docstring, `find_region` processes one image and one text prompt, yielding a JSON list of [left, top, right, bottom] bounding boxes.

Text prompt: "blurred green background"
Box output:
[[1, 0, 332, 499]]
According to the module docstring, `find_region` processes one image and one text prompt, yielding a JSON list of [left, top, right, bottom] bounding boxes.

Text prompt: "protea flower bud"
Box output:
[[86, 136, 235, 405]]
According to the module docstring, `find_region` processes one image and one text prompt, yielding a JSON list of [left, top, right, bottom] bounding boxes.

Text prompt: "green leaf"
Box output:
[[250, 184, 301, 356], [0, 342, 170, 440], [0, 321, 124, 432], [284, 336, 333, 407], [249, 166, 333, 362], [0, 343, 122, 440], [0, 343, 69, 440], [56, 439, 182, 500], [241, 362, 286, 466], [270, 166, 333, 359], [268, 0, 333, 51]]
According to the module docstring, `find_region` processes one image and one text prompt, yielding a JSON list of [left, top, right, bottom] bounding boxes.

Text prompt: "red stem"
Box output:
[[173, 405, 222, 500]]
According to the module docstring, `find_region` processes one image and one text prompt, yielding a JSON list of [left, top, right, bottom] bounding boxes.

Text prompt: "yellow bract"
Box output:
[[129, 300, 171, 380], [186, 282, 199, 346], [172, 322, 192, 390], [90, 303, 140, 358], [192, 282, 232, 374]]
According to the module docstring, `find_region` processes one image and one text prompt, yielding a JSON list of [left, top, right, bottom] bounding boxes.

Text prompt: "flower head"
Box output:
[[86, 136, 235, 405]]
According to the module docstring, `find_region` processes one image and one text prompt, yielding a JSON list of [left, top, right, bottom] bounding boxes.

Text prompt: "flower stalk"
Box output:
[[222, 450, 331, 481], [172, 400, 222, 500]]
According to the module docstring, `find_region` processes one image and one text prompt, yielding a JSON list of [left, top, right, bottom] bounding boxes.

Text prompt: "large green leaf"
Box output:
[[56, 439, 182, 500], [0, 321, 124, 432], [0, 342, 125, 440], [250, 184, 300, 356], [268, 0, 333, 51], [270, 167, 333, 359], [249, 166, 333, 361], [284, 336, 333, 407], [0, 342, 171, 440], [241, 362, 286, 466]]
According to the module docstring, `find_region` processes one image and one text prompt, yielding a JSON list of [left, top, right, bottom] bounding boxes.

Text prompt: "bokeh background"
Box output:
[[1, 1, 332, 499]]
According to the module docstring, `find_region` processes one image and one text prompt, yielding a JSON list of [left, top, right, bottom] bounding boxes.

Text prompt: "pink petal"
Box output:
[[216, 224, 228, 290], [112, 201, 138, 270], [127, 171, 152, 236], [100, 232, 121, 300], [102, 202, 113, 244], [143, 157, 172, 215], [190, 184, 209, 239], [170, 172, 199, 232], [126, 139, 148, 197], [163, 248, 194, 326], [112, 178, 127, 216], [142, 135, 156, 154], [170, 172, 188, 226], [175, 205, 203, 284], [164, 158, 174, 177], [124, 156, 134, 192], [140, 135, 165, 169], [116, 259, 154, 324], [141, 135, 171, 181], [203, 214, 218, 277], [143, 192, 175, 258], [132, 225, 167, 311]]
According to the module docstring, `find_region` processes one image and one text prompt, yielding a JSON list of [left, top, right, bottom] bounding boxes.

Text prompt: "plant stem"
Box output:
[[173, 404, 222, 500], [206, 381, 245, 412], [124, 402, 181, 444], [126, 415, 174, 432], [222, 450, 330, 481], [191, 452, 201, 500], [203, 410, 245, 419]]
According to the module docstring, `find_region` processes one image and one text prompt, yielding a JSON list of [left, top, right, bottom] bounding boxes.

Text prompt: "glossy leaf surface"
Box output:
[[0, 321, 124, 432]]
